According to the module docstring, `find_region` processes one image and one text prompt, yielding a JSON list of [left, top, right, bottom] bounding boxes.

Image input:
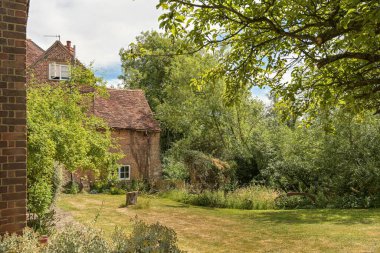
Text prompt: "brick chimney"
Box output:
[[66, 40, 75, 55]]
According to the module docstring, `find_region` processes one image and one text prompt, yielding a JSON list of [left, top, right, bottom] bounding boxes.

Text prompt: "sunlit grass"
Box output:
[[57, 193, 380, 253]]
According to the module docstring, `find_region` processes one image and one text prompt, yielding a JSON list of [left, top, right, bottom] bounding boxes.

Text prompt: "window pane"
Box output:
[[125, 166, 130, 179], [49, 63, 59, 79], [60, 65, 70, 79], [118, 166, 130, 179]]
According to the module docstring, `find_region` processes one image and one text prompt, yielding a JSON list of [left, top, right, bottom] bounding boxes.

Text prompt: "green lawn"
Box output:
[[57, 194, 380, 253]]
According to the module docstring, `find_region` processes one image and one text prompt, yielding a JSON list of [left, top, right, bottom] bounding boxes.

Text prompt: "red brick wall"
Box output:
[[113, 130, 161, 181], [0, 0, 28, 235]]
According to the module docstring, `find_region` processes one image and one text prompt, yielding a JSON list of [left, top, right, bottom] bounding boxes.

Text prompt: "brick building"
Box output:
[[94, 89, 161, 181], [26, 39, 162, 182], [26, 39, 74, 84], [0, 0, 29, 235]]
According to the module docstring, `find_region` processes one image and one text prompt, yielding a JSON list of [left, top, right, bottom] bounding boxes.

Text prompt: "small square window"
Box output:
[[49, 63, 70, 80], [118, 165, 130, 180]]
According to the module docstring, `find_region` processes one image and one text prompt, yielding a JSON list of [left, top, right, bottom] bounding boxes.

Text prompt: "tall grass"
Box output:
[[227, 185, 280, 209], [161, 185, 281, 210]]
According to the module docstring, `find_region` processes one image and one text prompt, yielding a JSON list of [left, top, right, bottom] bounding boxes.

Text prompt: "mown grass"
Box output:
[[57, 193, 380, 253]]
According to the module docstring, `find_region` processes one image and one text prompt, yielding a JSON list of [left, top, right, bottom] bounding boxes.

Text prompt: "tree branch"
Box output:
[[317, 52, 380, 68]]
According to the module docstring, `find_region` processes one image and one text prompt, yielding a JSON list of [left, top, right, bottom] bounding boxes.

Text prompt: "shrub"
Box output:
[[27, 180, 53, 217], [275, 195, 314, 209], [27, 180, 56, 235], [125, 179, 152, 193], [120, 220, 184, 253], [46, 224, 110, 253], [0, 228, 40, 253], [91, 179, 151, 195], [1, 221, 184, 253], [110, 187, 125, 195], [91, 181, 110, 193], [331, 194, 380, 209], [162, 156, 189, 180], [27, 209, 56, 235], [64, 181, 80, 194], [183, 150, 233, 191]]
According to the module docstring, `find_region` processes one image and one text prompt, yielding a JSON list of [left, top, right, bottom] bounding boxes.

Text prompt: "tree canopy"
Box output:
[[120, 31, 269, 183], [157, 0, 380, 117], [27, 66, 122, 220], [120, 30, 380, 207]]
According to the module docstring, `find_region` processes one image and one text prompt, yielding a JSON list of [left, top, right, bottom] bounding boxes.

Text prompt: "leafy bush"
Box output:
[[27, 180, 57, 235], [91, 179, 151, 195], [275, 195, 315, 209], [110, 187, 125, 195], [332, 194, 380, 209], [27, 209, 56, 236], [0, 228, 40, 253], [1, 221, 184, 253], [64, 181, 80, 194], [46, 224, 110, 253], [162, 156, 189, 180], [91, 181, 109, 193], [121, 220, 183, 253], [261, 111, 380, 209], [183, 150, 233, 191], [27, 180, 53, 217]]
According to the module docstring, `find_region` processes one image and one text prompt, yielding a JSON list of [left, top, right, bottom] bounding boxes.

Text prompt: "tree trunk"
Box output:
[[126, 191, 138, 206]]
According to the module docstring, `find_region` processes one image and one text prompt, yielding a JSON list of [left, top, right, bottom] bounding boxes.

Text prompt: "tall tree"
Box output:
[[120, 31, 267, 183], [120, 31, 187, 111], [157, 0, 380, 117], [120, 31, 205, 151], [27, 66, 122, 221]]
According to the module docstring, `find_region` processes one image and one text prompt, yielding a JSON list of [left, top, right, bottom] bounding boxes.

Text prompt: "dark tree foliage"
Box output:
[[157, 0, 380, 117]]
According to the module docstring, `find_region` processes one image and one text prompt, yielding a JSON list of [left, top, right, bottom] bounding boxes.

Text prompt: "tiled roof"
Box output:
[[94, 89, 160, 132], [29, 40, 75, 68], [26, 39, 44, 67]]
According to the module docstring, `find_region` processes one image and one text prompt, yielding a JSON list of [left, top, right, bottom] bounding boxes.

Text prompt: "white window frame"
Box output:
[[118, 165, 131, 180], [49, 62, 70, 80]]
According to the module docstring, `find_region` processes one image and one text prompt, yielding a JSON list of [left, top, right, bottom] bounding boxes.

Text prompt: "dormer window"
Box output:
[[49, 63, 70, 80]]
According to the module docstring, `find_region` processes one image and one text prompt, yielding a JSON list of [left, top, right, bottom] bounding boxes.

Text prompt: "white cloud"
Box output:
[[27, 0, 163, 79], [106, 78, 123, 88]]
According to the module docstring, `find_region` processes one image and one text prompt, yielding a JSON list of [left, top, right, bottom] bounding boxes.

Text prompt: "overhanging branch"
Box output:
[[317, 52, 380, 68]]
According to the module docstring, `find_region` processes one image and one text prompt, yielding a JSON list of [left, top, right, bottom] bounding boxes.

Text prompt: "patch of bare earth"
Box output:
[[54, 205, 78, 229]]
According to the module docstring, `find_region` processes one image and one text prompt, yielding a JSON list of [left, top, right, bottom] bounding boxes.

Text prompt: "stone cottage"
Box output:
[[26, 39, 162, 182]]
